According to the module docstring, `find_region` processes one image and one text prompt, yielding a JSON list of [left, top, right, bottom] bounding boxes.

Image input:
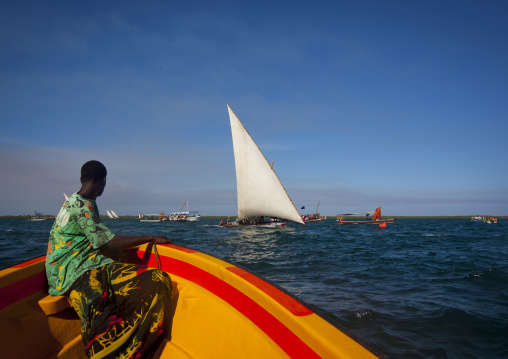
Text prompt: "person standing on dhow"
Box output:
[[46, 160, 172, 358]]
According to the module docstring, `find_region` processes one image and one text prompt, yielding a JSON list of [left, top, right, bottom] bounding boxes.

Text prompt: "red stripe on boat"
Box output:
[[0, 271, 47, 311], [226, 266, 313, 316], [166, 244, 198, 253], [135, 249, 320, 359], [11, 255, 46, 268]]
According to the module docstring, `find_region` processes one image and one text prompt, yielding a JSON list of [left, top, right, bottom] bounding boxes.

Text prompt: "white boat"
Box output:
[[106, 210, 120, 219], [139, 213, 166, 222], [28, 211, 47, 221], [168, 201, 201, 222], [185, 212, 201, 221], [28, 217, 46, 222], [168, 212, 201, 222], [220, 105, 305, 228]]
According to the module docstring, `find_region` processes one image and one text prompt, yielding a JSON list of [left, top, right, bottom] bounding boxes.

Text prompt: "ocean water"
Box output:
[[1, 217, 507, 358]]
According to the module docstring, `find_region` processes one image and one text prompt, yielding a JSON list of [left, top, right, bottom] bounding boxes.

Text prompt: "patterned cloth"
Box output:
[[46, 192, 115, 295], [68, 262, 172, 359]]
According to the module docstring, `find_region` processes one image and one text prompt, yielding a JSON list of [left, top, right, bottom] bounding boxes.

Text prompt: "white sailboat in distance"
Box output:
[[220, 104, 305, 227]]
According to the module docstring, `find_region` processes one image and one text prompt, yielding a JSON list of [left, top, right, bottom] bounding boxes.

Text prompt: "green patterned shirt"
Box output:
[[46, 192, 115, 295]]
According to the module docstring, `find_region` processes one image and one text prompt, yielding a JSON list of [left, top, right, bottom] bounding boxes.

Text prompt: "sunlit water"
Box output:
[[1, 218, 507, 358]]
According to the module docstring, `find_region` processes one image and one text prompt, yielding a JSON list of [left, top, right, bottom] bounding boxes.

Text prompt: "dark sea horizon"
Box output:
[[1, 217, 507, 358]]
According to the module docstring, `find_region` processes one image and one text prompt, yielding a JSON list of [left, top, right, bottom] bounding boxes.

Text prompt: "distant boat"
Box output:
[[471, 216, 497, 224], [168, 200, 201, 222], [302, 201, 324, 222], [139, 213, 167, 222], [106, 210, 120, 219], [220, 105, 305, 228], [28, 210, 47, 221], [337, 207, 396, 225]]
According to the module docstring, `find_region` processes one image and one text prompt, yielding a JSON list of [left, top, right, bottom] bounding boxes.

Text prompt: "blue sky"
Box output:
[[1, 0, 507, 216]]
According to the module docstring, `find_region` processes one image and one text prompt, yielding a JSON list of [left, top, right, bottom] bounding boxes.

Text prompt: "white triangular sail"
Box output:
[[111, 210, 120, 219], [228, 104, 304, 225], [106, 210, 114, 219]]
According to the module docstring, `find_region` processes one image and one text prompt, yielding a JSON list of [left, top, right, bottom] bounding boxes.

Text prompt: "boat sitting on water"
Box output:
[[28, 211, 48, 221], [301, 202, 325, 222], [168, 201, 201, 222], [471, 216, 498, 223], [220, 105, 305, 228], [337, 207, 396, 225], [169, 211, 201, 222], [106, 210, 120, 219], [0, 243, 378, 358], [220, 216, 287, 228], [139, 213, 167, 222]]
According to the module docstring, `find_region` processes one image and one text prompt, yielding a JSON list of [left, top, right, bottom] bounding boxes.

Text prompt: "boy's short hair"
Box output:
[[81, 160, 107, 182]]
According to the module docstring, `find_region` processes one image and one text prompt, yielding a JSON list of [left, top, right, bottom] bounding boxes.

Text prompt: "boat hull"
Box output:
[[0, 244, 377, 359], [337, 218, 396, 225], [220, 221, 287, 228], [169, 217, 201, 222]]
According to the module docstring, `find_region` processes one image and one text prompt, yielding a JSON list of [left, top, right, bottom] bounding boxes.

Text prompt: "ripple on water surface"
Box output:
[[1, 217, 507, 358]]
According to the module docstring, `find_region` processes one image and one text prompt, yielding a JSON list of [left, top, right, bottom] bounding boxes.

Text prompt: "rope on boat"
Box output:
[[153, 242, 161, 270]]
